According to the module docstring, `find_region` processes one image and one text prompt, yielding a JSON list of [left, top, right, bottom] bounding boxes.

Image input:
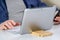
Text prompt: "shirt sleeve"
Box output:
[[0, 0, 9, 23]]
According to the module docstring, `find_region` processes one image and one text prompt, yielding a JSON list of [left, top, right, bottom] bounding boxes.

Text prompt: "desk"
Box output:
[[0, 25, 60, 40]]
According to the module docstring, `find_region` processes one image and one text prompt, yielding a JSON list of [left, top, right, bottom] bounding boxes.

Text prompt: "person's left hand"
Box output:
[[0, 20, 21, 30]]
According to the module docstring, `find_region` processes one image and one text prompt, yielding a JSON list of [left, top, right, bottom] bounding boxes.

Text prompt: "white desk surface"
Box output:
[[0, 25, 60, 40]]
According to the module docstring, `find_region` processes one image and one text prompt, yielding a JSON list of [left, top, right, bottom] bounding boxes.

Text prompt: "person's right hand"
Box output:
[[0, 20, 21, 30], [54, 17, 60, 25]]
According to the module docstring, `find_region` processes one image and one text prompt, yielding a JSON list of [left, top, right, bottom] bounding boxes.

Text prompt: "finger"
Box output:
[[55, 17, 60, 20], [15, 22, 21, 26], [4, 23, 12, 29], [55, 18, 60, 22], [2, 25, 7, 30], [54, 19, 59, 22], [7, 22, 14, 28], [9, 20, 16, 26]]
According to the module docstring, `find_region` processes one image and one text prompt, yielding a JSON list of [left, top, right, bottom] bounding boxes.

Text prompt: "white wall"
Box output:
[[42, 0, 60, 9]]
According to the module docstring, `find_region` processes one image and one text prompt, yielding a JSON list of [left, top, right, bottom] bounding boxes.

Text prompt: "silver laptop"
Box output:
[[20, 6, 56, 35]]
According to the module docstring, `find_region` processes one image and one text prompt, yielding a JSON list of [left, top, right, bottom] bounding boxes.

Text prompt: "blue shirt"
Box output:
[[0, 0, 8, 23], [23, 0, 47, 8]]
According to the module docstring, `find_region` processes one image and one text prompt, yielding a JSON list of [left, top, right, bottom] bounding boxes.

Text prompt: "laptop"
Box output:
[[20, 6, 56, 35]]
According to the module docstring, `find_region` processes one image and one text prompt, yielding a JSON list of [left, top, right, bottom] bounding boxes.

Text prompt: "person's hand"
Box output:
[[0, 20, 21, 30], [54, 17, 60, 25]]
